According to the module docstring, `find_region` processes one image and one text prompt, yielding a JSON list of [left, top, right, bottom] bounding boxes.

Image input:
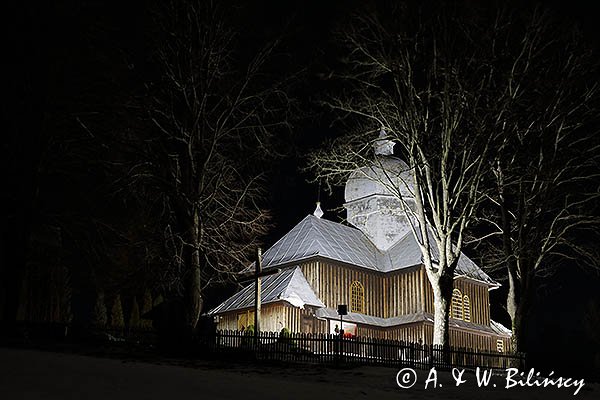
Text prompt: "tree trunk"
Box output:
[[506, 265, 519, 351], [507, 266, 531, 354], [510, 310, 527, 354], [500, 175, 529, 354], [184, 208, 203, 332], [431, 273, 453, 346]]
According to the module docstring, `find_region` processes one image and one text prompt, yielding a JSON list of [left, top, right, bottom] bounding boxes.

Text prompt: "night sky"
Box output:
[[3, 0, 600, 382], [5, 0, 599, 233]]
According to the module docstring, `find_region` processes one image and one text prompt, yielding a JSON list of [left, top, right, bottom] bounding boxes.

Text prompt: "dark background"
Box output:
[[3, 0, 600, 380]]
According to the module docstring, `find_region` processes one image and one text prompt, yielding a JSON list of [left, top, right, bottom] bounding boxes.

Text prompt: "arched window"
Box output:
[[463, 295, 471, 322], [497, 339, 504, 353], [350, 281, 365, 313], [451, 289, 463, 320]]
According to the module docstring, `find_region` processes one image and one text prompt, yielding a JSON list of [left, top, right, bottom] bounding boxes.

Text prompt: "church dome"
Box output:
[[344, 156, 413, 203], [343, 130, 415, 251]]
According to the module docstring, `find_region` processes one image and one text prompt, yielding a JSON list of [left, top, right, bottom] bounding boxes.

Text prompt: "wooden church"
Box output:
[[208, 134, 511, 353]]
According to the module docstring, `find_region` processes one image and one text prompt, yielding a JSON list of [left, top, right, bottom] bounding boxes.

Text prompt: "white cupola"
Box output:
[[344, 129, 415, 251]]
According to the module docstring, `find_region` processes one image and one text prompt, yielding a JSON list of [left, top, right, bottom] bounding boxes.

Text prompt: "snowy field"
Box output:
[[0, 347, 596, 400]]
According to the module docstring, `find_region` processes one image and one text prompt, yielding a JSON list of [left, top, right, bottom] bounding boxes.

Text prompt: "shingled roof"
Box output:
[[259, 214, 379, 270], [207, 266, 324, 315], [255, 215, 497, 285], [213, 215, 497, 316]]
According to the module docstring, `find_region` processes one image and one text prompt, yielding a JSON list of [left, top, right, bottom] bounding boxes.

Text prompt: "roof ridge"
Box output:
[[308, 214, 359, 232]]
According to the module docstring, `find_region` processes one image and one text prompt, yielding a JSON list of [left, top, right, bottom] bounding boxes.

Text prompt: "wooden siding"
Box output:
[[217, 303, 289, 332], [386, 267, 424, 317], [217, 312, 237, 331], [383, 323, 426, 343], [216, 257, 503, 351], [216, 302, 319, 333], [423, 323, 511, 353], [422, 271, 491, 325], [301, 259, 489, 324], [301, 260, 387, 317], [452, 278, 490, 325]]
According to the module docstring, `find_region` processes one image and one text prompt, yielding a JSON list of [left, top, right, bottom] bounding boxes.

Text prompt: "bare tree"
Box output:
[[474, 9, 600, 353], [309, 5, 496, 346], [123, 0, 292, 331]]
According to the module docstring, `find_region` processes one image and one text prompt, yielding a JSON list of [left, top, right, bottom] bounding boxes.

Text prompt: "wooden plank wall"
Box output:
[[216, 312, 237, 331], [216, 303, 319, 333], [423, 323, 510, 352], [386, 267, 424, 317], [217, 258, 499, 348], [301, 260, 387, 317], [217, 303, 289, 332], [421, 271, 491, 325], [302, 259, 489, 324], [384, 323, 426, 343], [453, 279, 490, 325]]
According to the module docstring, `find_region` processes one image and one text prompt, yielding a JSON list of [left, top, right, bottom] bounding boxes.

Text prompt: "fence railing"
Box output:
[[202, 330, 525, 370]]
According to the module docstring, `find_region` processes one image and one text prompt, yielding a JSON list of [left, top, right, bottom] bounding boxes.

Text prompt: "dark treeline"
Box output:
[[2, 0, 335, 339]]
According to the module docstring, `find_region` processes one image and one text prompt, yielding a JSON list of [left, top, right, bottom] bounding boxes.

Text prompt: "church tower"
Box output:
[[343, 130, 414, 251]]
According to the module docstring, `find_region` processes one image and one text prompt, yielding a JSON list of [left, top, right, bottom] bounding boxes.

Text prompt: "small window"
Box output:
[[451, 289, 463, 320], [463, 295, 471, 322], [350, 281, 365, 313], [237, 310, 255, 331], [497, 339, 504, 353]]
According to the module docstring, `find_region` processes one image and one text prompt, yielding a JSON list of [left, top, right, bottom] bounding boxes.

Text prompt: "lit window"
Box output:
[[463, 295, 471, 322], [237, 310, 254, 331], [350, 281, 365, 313], [451, 289, 463, 320], [497, 339, 504, 353]]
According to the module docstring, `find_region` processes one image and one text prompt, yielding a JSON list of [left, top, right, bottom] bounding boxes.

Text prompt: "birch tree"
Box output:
[[309, 5, 496, 346]]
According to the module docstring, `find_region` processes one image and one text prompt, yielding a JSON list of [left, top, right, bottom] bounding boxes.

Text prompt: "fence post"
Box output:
[[340, 334, 345, 365], [429, 344, 434, 369], [216, 330, 220, 353], [334, 333, 341, 366]]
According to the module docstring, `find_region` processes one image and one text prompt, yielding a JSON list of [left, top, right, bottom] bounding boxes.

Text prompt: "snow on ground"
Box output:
[[0, 347, 597, 400]]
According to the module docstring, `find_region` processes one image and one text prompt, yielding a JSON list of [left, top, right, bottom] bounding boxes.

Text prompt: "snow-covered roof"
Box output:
[[213, 214, 497, 316], [490, 320, 512, 337], [251, 214, 497, 285], [207, 266, 324, 315], [315, 308, 428, 327], [386, 228, 496, 284], [258, 214, 379, 271]]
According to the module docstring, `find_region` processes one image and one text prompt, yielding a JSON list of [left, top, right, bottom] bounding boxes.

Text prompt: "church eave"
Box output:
[[453, 274, 501, 289], [264, 254, 379, 273], [343, 192, 397, 206]]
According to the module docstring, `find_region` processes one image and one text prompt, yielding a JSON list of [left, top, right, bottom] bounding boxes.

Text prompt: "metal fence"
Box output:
[[204, 330, 525, 370]]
